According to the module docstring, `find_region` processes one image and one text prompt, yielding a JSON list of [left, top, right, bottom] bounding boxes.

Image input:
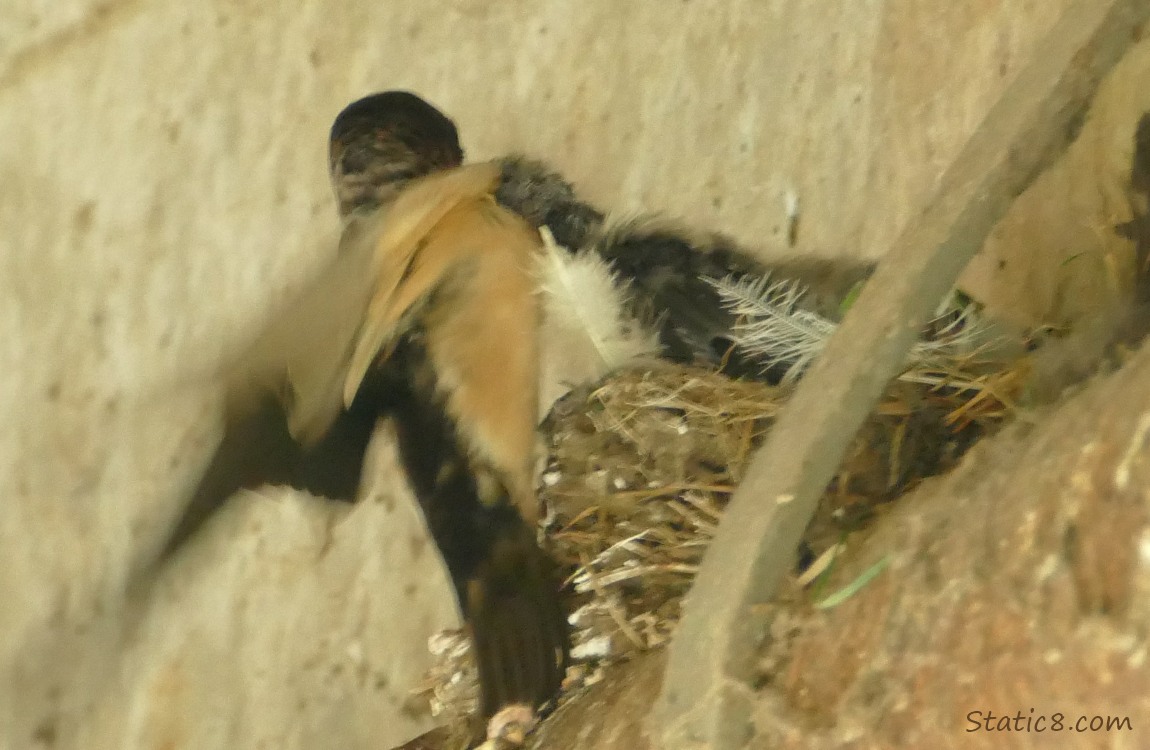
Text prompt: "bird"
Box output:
[[159, 91, 569, 730], [492, 149, 880, 384], [155, 89, 884, 736]]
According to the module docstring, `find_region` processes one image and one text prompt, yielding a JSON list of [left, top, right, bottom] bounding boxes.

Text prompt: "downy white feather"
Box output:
[[535, 227, 660, 414]]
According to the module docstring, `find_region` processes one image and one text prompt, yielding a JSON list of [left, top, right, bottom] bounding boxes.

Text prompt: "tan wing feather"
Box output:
[[225, 161, 503, 447], [418, 199, 544, 521], [342, 161, 503, 406]]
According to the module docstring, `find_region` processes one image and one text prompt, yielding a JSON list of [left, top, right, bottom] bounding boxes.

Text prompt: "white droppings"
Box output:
[[571, 635, 614, 660], [784, 189, 800, 220]]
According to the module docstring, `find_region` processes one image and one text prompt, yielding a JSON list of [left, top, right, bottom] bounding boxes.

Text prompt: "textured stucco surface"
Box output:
[[1, 1, 1145, 749]]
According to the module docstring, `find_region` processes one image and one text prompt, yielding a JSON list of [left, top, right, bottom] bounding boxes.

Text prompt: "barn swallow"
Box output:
[[162, 92, 568, 729]]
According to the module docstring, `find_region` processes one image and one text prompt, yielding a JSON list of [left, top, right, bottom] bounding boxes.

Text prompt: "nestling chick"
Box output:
[[494, 157, 878, 383]]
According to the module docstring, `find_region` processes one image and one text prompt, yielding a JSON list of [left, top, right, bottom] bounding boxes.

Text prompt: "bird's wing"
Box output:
[[225, 161, 504, 447], [415, 197, 544, 519], [341, 161, 504, 407], [223, 213, 379, 446]]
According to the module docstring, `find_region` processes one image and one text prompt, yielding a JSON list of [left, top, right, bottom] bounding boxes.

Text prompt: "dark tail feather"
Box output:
[[464, 505, 569, 716]]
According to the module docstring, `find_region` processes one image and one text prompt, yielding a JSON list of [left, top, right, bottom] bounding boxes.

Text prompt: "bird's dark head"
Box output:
[[328, 91, 465, 216]]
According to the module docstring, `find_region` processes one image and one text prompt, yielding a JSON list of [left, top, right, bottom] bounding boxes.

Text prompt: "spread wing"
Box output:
[[225, 161, 506, 447]]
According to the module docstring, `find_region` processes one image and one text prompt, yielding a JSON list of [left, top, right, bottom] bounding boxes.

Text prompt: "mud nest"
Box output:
[[409, 356, 1022, 746]]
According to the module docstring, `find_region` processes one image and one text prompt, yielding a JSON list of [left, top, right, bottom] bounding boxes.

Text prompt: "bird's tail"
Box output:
[[463, 503, 569, 718]]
